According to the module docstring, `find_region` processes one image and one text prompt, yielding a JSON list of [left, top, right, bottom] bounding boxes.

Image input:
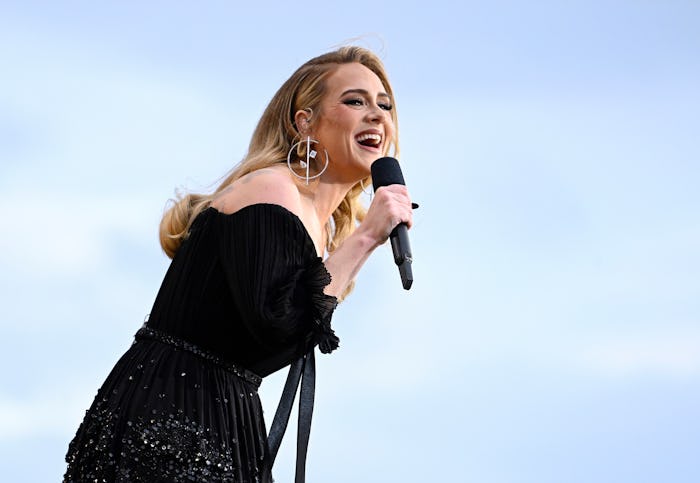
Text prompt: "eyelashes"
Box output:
[[343, 98, 393, 111]]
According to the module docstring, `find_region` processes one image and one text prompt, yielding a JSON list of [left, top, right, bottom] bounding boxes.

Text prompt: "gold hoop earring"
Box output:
[[360, 178, 373, 200], [286, 136, 329, 185]]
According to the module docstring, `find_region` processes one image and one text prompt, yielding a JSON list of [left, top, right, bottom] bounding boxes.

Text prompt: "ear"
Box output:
[[294, 110, 311, 134]]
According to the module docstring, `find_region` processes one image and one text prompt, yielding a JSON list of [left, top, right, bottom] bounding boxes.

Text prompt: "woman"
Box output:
[[64, 46, 413, 482]]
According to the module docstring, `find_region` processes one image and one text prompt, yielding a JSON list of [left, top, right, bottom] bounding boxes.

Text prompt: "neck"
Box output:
[[301, 175, 356, 225]]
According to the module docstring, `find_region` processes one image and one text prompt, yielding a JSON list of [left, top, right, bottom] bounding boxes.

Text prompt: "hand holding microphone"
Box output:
[[370, 157, 415, 290]]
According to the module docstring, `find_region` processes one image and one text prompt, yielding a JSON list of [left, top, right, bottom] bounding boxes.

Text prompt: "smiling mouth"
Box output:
[[355, 133, 382, 148]]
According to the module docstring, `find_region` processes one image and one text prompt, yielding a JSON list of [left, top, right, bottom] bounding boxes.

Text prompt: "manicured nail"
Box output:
[[411, 202, 419, 209]]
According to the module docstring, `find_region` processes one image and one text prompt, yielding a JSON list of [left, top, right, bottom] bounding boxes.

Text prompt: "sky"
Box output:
[[1, 1, 699, 481]]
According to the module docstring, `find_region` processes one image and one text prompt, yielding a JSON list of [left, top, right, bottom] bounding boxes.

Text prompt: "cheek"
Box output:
[[319, 112, 350, 139], [336, 111, 358, 133], [385, 120, 396, 145], [328, 116, 358, 147]]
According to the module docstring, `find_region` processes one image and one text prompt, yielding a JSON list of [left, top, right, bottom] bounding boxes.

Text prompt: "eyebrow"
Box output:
[[340, 88, 391, 99]]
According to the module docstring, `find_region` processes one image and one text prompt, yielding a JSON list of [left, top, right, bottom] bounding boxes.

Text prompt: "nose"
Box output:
[[366, 104, 383, 124]]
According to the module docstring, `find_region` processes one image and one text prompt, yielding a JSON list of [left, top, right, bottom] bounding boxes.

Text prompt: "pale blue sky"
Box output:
[[1, 1, 699, 482]]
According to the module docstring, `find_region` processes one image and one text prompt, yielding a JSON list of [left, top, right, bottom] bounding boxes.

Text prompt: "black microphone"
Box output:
[[371, 157, 413, 290]]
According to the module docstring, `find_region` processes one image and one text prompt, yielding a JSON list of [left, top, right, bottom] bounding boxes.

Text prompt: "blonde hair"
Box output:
[[159, 46, 399, 298]]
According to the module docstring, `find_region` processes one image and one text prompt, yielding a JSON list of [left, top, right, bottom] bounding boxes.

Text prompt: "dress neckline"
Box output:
[[205, 203, 324, 258]]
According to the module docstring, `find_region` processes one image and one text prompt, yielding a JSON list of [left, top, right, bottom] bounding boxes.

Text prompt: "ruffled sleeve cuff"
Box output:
[[269, 257, 339, 353], [302, 258, 339, 354], [307, 258, 340, 354]]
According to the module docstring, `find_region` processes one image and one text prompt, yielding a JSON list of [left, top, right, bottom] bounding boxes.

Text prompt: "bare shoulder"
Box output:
[[211, 165, 303, 217]]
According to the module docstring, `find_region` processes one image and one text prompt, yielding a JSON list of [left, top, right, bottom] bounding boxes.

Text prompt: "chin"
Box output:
[[358, 148, 383, 162]]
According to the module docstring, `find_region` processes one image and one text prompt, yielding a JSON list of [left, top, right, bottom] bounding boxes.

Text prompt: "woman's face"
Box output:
[[312, 62, 395, 181]]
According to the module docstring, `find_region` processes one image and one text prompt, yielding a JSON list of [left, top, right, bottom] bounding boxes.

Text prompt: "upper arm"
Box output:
[[212, 167, 303, 218], [215, 203, 338, 354]]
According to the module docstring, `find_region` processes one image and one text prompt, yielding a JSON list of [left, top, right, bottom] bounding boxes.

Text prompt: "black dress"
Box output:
[[64, 204, 339, 482]]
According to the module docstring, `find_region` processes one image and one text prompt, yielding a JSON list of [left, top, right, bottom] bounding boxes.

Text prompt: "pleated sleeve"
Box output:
[[215, 204, 339, 354]]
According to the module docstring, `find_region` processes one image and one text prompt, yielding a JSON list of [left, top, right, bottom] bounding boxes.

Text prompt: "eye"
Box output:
[[343, 98, 365, 107], [379, 102, 393, 111]]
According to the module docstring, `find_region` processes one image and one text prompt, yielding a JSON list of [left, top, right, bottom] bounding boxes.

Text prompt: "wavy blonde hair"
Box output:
[[159, 46, 399, 298]]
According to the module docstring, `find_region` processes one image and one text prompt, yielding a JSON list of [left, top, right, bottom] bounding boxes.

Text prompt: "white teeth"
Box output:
[[355, 133, 382, 145]]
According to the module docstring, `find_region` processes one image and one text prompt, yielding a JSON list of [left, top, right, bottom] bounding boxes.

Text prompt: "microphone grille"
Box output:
[[371, 157, 405, 189]]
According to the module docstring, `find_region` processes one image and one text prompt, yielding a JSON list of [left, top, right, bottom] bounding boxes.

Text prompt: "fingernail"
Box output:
[[412, 202, 420, 209]]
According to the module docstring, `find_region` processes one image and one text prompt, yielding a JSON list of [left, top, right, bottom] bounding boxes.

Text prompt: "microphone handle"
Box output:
[[390, 223, 413, 290]]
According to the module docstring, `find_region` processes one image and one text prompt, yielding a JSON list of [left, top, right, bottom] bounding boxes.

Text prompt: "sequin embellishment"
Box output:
[[134, 326, 262, 387], [64, 328, 269, 482], [64, 402, 253, 482]]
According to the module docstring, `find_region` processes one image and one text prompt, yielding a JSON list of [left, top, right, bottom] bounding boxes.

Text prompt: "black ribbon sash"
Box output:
[[266, 350, 316, 482]]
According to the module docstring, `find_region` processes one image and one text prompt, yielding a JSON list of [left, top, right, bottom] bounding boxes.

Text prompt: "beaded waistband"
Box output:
[[134, 326, 262, 388]]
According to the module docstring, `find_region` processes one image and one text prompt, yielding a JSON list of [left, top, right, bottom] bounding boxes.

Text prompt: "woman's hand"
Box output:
[[358, 184, 414, 247], [322, 184, 413, 297]]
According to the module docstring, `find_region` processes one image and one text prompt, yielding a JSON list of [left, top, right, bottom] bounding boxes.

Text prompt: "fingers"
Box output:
[[368, 185, 414, 238]]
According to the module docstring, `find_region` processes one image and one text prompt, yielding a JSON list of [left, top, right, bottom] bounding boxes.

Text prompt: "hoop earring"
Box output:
[[287, 136, 329, 185], [360, 179, 373, 201]]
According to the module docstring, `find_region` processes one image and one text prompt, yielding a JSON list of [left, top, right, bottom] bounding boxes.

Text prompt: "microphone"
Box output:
[[371, 157, 413, 290]]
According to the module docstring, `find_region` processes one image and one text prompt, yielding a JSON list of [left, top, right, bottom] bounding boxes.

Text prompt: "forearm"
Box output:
[[322, 185, 413, 298], [322, 227, 379, 298]]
